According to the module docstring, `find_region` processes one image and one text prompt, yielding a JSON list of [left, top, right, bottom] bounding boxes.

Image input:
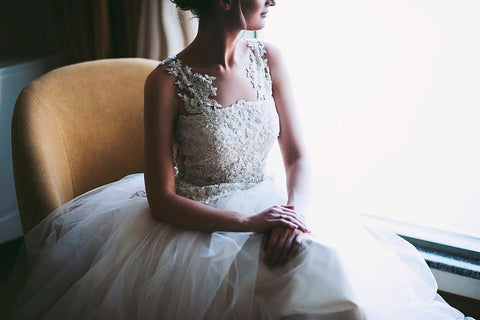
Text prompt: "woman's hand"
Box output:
[[262, 226, 305, 269], [245, 205, 310, 234]]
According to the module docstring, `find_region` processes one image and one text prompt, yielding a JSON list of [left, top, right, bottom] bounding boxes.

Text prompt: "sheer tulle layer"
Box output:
[[10, 174, 469, 319]]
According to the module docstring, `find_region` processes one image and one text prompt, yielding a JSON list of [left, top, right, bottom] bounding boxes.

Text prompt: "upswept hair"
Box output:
[[170, 0, 215, 20]]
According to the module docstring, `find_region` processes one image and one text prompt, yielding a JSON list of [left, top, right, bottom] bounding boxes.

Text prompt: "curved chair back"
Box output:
[[12, 58, 158, 233]]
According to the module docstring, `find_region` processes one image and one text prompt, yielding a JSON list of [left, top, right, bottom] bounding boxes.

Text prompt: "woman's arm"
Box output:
[[266, 43, 311, 214], [262, 42, 312, 268], [143, 66, 308, 233]]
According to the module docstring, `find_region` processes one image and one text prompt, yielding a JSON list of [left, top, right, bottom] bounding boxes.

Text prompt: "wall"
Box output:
[[0, 0, 64, 243], [0, 54, 66, 243], [0, 0, 60, 60]]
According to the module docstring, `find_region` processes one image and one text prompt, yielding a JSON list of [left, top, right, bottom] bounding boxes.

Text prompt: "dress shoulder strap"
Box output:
[[245, 38, 273, 100], [160, 57, 220, 114]]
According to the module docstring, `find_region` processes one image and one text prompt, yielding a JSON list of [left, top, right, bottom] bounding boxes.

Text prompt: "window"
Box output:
[[258, 1, 480, 249]]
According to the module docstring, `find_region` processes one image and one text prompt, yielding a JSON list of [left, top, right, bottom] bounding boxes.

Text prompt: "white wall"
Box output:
[[0, 54, 65, 244]]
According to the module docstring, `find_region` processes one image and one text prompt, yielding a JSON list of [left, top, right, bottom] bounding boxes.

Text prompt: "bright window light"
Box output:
[[259, 0, 480, 240]]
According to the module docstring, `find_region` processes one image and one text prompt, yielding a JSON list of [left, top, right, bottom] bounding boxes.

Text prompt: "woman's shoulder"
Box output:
[[263, 42, 284, 67], [144, 60, 178, 107], [147, 57, 177, 81], [146, 57, 177, 84], [243, 38, 283, 66]]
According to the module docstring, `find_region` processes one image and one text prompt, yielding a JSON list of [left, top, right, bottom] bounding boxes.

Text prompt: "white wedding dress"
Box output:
[[9, 39, 472, 320]]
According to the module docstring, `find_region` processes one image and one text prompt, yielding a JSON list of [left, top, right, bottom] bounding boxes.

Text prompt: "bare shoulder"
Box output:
[[145, 63, 175, 96], [261, 41, 290, 86], [261, 41, 292, 93], [262, 42, 285, 70], [144, 62, 179, 113]]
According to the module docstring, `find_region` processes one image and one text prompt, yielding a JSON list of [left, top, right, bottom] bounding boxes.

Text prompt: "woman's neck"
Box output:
[[180, 21, 245, 73]]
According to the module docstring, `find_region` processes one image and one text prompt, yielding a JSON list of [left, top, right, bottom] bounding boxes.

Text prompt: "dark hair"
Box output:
[[170, 0, 215, 20]]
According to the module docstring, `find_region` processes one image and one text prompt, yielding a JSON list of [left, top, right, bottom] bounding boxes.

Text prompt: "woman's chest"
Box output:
[[175, 98, 280, 158]]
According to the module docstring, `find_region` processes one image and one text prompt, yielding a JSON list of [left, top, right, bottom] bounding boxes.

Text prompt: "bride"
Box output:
[[8, 0, 474, 319]]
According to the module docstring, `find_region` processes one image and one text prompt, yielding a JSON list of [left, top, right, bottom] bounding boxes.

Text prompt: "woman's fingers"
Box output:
[[288, 232, 304, 260], [252, 205, 310, 233], [268, 230, 288, 267], [264, 228, 297, 268], [264, 230, 281, 266], [261, 232, 267, 251], [284, 215, 309, 233], [278, 231, 297, 266], [262, 227, 305, 269], [275, 218, 299, 230], [261, 230, 272, 251], [271, 206, 305, 222], [270, 207, 308, 227], [273, 216, 308, 233], [280, 205, 305, 218], [271, 210, 309, 232], [276, 231, 296, 267]]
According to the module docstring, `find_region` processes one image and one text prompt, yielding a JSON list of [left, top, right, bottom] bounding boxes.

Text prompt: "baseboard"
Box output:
[[432, 268, 480, 300], [439, 290, 480, 319]]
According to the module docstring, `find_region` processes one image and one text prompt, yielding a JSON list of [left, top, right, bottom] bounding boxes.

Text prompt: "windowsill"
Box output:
[[413, 242, 480, 280], [362, 213, 480, 300], [419, 246, 480, 300]]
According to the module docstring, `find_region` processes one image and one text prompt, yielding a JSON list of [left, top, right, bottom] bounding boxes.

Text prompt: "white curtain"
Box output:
[[136, 0, 197, 60]]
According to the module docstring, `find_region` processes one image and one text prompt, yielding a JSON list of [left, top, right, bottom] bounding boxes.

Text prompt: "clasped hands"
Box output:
[[246, 204, 310, 269], [262, 224, 307, 269]]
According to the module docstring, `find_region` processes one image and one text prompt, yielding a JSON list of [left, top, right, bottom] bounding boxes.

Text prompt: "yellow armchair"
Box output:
[[11, 58, 158, 234]]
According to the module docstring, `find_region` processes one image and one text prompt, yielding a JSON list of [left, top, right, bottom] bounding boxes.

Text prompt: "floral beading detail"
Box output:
[[245, 39, 273, 100], [161, 57, 222, 113]]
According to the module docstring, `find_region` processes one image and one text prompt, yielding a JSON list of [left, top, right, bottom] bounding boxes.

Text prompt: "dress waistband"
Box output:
[[175, 175, 272, 204]]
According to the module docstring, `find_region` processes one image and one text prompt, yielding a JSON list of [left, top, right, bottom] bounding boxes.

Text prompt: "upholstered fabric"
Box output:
[[12, 58, 159, 233]]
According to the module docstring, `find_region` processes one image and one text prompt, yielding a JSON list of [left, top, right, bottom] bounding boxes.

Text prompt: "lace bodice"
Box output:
[[160, 39, 279, 203]]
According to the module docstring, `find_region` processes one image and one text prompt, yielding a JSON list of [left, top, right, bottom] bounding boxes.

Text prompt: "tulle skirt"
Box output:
[[7, 174, 471, 319]]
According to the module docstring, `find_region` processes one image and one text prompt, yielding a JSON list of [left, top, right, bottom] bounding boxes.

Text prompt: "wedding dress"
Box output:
[[9, 39, 472, 320]]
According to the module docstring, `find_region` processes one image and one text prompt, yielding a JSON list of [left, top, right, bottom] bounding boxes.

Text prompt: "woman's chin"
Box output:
[[245, 23, 266, 32]]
